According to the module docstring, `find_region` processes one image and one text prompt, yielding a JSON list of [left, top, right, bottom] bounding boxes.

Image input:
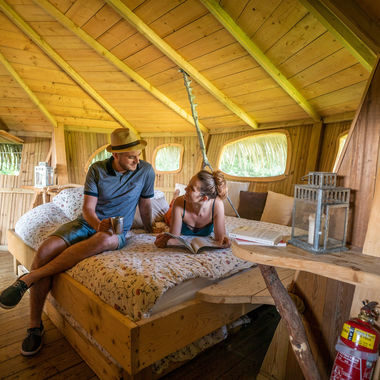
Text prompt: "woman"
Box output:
[[155, 170, 230, 248]]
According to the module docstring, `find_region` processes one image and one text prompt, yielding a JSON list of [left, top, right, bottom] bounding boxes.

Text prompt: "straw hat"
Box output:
[[106, 128, 147, 153]]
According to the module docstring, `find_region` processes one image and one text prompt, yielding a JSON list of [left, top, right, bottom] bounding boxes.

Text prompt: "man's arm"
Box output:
[[82, 194, 111, 232], [138, 197, 152, 233]]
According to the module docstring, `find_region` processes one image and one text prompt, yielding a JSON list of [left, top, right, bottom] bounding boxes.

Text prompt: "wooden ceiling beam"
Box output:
[[0, 0, 139, 136], [199, 0, 321, 122], [0, 50, 57, 128], [33, 0, 209, 135], [0, 129, 24, 144], [298, 0, 377, 72], [105, 0, 259, 129]]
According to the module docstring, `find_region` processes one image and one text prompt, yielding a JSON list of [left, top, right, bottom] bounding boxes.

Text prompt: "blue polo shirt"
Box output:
[[84, 157, 155, 233]]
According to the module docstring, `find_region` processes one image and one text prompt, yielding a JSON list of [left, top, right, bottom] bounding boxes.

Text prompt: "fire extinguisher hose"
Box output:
[[335, 338, 379, 361]]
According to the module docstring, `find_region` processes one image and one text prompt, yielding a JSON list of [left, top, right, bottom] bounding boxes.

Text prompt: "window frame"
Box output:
[[152, 143, 184, 174], [332, 130, 349, 172], [217, 130, 291, 182]]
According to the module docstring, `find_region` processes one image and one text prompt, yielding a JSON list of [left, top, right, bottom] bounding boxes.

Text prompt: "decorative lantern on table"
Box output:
[[34, 162, 54, 188], [289, 172, 350, 254]]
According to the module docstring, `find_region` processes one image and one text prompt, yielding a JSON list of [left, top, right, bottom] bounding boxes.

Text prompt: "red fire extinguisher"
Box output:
[[330, 301, 379, 380]]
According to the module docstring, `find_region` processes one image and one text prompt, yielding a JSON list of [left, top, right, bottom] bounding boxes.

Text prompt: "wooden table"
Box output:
[[231, 242, 380, 380], [232, 242, 380, 288]]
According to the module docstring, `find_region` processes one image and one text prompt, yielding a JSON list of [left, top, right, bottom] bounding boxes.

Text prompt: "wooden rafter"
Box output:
[[34, 0, 209, 135], [298, 0, 376, 72], [199, 0, 321, 122], [0, 50, 57, 128], [105, 0, 259, 129], [0, 0, 140, 136]]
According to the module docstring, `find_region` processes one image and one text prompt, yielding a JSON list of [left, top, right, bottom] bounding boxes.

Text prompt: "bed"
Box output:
[[7, 187, 294, 379]]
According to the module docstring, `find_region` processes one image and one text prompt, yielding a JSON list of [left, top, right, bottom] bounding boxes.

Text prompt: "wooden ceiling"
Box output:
[[0, 0, 379, 135]]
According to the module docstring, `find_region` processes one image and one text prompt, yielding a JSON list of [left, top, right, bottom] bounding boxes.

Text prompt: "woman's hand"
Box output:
[[219, 236, 231, 248], [154, 233, 171, 248]]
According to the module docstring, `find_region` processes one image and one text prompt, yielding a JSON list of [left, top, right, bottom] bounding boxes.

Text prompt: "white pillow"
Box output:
[[132, 190, 169, 229], [224, 180, 249, 216], [53, 187, 84, 220], [15, 203, 70, 250]]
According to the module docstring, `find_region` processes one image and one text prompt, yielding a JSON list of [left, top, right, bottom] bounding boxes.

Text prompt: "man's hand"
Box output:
[[154, 233, 171, 248], [98, 218, 113, 234]]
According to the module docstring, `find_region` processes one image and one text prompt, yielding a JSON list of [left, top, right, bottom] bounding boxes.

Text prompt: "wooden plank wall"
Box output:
[[64, 130, 110, 185], [0, 136, 50, 245], [338, 61, 380, 248], [144, 135, 202, 201]]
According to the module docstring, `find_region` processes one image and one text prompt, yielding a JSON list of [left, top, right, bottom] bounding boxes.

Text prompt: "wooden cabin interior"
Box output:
[[0, 0, 380, 379]]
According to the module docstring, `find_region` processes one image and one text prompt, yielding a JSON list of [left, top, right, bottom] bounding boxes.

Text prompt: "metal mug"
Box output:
[[111, 216, 124, 234]]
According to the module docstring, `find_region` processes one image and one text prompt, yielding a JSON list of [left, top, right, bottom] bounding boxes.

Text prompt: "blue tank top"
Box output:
[[181, 199, 215, 236]]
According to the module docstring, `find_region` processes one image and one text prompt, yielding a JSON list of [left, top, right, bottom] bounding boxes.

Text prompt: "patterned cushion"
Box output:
[[15, 203, 70, 250], [52, 187, 84, 220], [260, 191, 294, 226]]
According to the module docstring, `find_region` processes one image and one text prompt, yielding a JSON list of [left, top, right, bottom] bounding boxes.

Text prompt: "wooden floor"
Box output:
[[0, 250, 280, 379]]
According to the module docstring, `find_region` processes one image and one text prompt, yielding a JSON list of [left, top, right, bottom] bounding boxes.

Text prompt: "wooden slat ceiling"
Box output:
[[0, 0, 378, 134]]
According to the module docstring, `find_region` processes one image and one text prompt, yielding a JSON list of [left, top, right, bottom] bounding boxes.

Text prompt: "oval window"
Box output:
[[219, 132, 288, 178], [153, 144, 183, 173]]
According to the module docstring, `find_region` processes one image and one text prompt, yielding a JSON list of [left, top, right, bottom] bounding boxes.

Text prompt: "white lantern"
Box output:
[[34, 162, 54, 188]]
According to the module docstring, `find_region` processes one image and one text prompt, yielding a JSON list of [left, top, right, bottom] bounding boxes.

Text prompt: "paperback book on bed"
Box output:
[[229, 226, 285, 246], [164, 232, 223, 254]]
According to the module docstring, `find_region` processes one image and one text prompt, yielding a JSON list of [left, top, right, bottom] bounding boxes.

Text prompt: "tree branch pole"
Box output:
[[259, 264, 321, 380]]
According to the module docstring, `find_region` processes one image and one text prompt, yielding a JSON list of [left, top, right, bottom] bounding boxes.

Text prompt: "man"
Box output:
[[0, 128, 155, 356]]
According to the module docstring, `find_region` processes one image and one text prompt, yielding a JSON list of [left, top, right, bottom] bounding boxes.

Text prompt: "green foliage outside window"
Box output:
[[219, 133, 288, 178], [90, 149, 112, 166], [0, 143, 23, 175], [155, 145, 182, 172]]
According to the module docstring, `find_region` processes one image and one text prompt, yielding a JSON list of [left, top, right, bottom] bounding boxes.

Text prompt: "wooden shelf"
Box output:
[[197, 266, 295, 305], [232, 242, 380, 288]]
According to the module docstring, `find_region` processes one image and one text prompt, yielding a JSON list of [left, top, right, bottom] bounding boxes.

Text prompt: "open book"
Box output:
[[164, 232, 223, 254], [230, 226, 286, 246]]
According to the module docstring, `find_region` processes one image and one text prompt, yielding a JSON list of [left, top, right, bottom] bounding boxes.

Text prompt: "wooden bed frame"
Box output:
[[7, 229, 295, 379]]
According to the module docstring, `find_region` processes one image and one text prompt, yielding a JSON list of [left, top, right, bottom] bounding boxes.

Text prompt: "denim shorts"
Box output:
[[51, 217, 127, 250]]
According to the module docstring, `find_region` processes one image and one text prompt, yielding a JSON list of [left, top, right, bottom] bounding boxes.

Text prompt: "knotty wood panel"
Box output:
[[337, 60, 380, 247], [0, 136, 50, 245]]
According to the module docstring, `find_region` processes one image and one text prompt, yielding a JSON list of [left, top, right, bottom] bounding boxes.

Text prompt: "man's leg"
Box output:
[[21, 231, 119, 288], [29, 236, 68, 329], [21, 236, 68, 356]]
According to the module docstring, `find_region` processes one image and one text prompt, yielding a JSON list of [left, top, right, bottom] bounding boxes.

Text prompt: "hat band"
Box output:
[[111, 140, 140, 150]]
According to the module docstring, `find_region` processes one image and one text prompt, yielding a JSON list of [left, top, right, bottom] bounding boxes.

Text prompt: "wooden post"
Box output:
[[259, 264, 321, 380], [52, 123, 69, 185]]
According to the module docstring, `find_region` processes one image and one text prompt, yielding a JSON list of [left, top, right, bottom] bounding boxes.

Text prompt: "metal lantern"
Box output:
[[289, 172, 350, 254], [34, 162, 54, 188]]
